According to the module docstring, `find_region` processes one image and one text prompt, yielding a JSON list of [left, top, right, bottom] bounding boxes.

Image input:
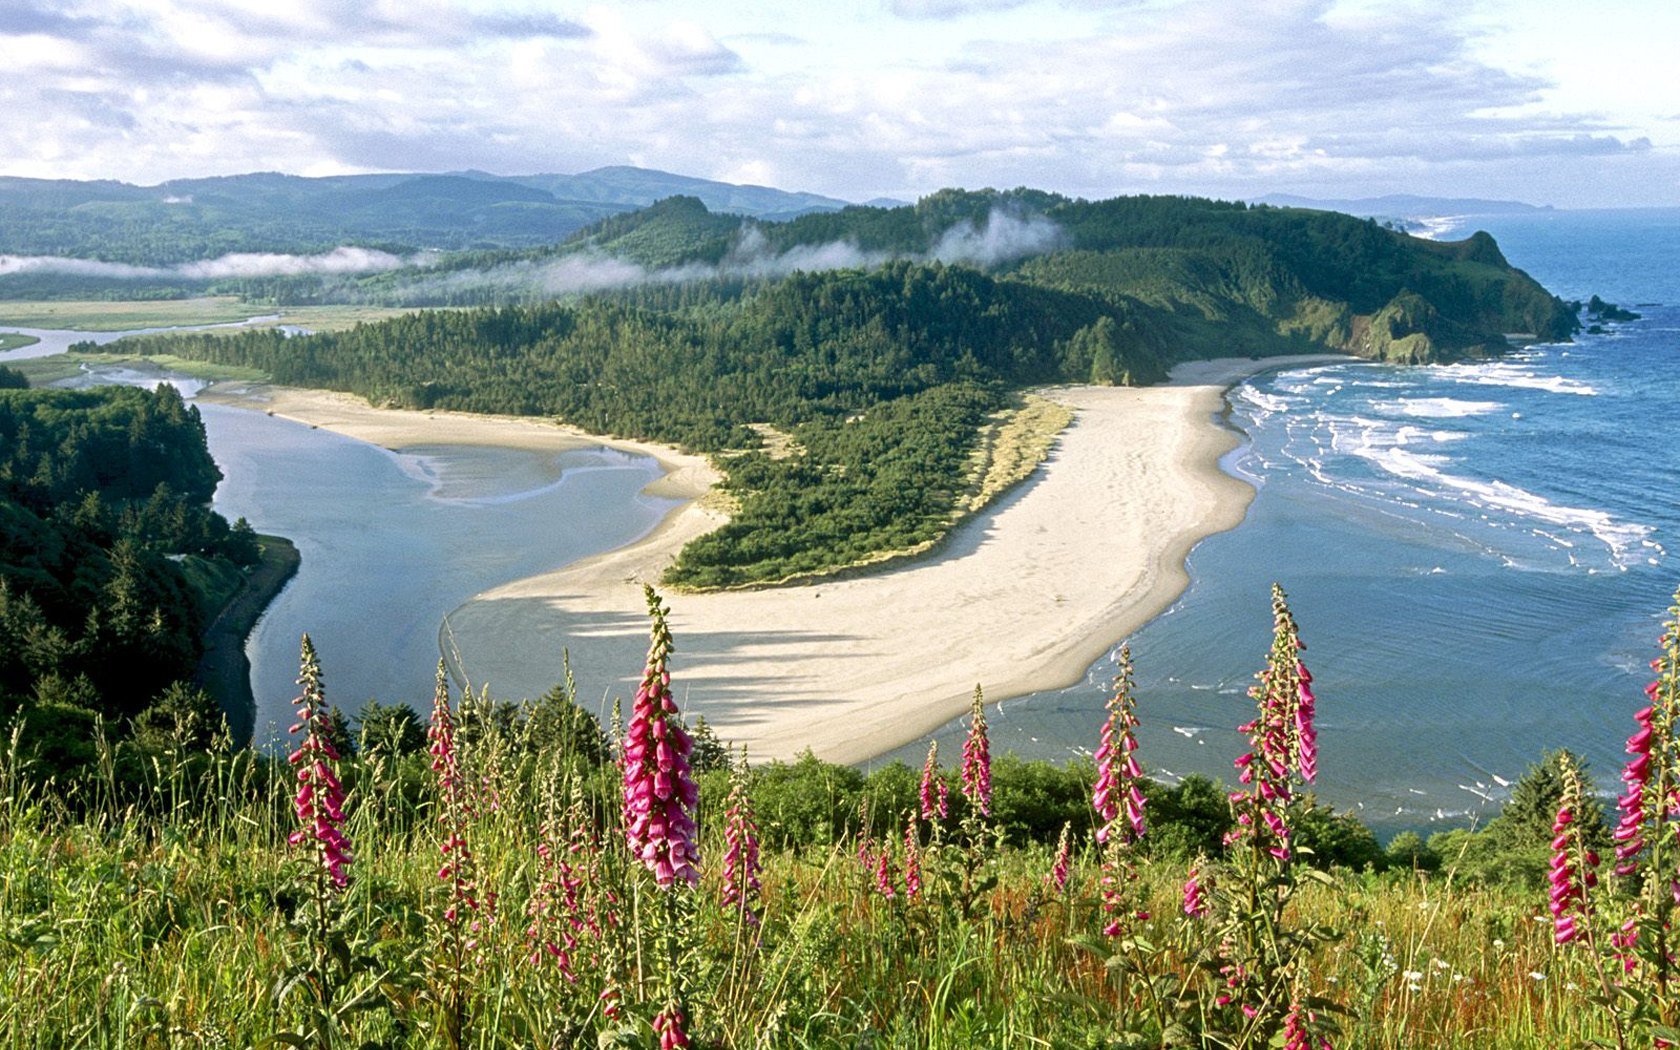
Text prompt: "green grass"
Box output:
[[6, 585, 1671, 1048], [0, 351, 271, 386], [0, 296, 264, 330], [0, 333, 40, 352], [0, 298, 418, 332], [0, 746, 1613, 1049]]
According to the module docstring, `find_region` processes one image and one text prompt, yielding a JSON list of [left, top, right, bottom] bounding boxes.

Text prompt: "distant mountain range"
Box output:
[[1, 165, 1565, 267], [0, 166, 874, 263]]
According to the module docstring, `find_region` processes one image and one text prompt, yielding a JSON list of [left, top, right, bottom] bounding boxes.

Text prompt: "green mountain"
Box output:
[[500, 166, 852, 219], [0, 167, 855, 265], [94, 189, 1575, 589], [463, 189, 1574, 363]]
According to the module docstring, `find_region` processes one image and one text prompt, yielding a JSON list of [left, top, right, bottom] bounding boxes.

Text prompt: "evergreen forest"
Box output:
[[0, 384, 262, 778], [86, 190, 1578, 588]]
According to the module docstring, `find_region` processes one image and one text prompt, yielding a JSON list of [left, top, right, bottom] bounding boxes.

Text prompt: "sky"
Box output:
[[2, 0, 1676, 208]]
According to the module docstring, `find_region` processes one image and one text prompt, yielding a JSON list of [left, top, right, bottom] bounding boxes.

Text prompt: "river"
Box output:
[[1, 326, 676, 744]]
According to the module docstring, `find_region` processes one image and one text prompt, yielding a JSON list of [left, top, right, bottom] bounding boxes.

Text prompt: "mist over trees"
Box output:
[[98, 191, 1575, 588]]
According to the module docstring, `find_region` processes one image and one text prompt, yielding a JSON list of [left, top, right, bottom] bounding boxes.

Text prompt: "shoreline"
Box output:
[[193, 383, 721, 501], [196, 534, 302, 745], [431, 353, 1351, 765], [194, 356, 1348, 765]]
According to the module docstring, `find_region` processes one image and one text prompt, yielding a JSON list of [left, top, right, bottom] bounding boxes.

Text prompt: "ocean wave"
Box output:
[[1411, 215, 1467, 240], [1322, 414, 1463, 457], [1441, 361, 1598, 396], [1388, 397, 1504, 419], [1353, 445, 1653, 567], [1235, 387, 1294, 415]]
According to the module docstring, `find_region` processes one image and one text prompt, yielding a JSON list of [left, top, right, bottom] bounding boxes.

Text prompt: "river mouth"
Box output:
[[4, 326, 677, 742]]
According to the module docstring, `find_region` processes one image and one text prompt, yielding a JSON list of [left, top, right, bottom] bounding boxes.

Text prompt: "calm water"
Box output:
[[1, 329, 675, 744], [201, 406, 674, 743], [7, 211, 1677, 803], [0, 316, 279, 360], [885, 208, 1680, 833]]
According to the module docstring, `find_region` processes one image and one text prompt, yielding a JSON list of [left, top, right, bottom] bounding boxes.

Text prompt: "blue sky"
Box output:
[[2, 0, 1675, 207]]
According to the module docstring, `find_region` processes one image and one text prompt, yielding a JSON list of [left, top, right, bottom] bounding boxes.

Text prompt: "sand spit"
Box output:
[[415, 354, 1351, 763]]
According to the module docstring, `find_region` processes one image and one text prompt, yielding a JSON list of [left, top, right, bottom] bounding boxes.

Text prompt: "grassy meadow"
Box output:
[[3, 584, 1675, 1050], [0, 298, 418, 333]]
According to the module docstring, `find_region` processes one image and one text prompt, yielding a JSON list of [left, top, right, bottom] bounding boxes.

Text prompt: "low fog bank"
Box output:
[[0, 209, 1066, 304], [404, 208, 1067, 301], [0, 246, 417, 281]]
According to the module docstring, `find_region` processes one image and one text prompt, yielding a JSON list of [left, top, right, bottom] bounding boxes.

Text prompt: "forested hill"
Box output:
[[577, 190, 1575, 362], [0, 167, 853, 264], [27, 188, 1575, 365], [89, 189, 1574, 590], [0, 384, 261, 775]]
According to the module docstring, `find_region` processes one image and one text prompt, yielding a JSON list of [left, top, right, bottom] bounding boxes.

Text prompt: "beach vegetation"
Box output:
[[4, 582, 1675, 1047]]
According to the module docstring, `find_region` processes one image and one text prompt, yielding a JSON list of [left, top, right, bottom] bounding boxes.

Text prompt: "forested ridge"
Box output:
[[86, 190, 1576, 588], [0, 167, 847, 267], [0, 384, 261, 775]]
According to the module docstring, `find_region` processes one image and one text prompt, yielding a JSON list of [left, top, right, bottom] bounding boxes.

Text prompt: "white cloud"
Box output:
[[0, 247, 412, 279], [931, 211, 1065, 265], [0, 0, 1672, 207]]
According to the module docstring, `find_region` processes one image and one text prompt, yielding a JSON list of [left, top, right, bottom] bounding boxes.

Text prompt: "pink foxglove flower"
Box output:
[[1548, 755, 1599, 946], [1281, 1000, 1331, 1050], [1092, 648, 1149, 939], [1183, 860, 1209, 918], [1228, 586, 1314, 864], [1093, 646, 1145, 845], [1046, 822, 1072, 894], [873, 848, 896, 899], [1612, 916, 1639, 974], [961, 686, 992, 817], [1614, 704, 1654, 876], [430, 665, 480, 915], [652, 1002, 691, 1050], [919, 741, 947, 822], [287, 635, 351, 890], [1098, 854, 1147, 938], [720, 751, 763, 928], [525, 831, 581, 982], [904, 814, 923, 899], [622, 587, 700, 888], [1295, 660, 1318, 783], [1607, 596, 1680, 978]]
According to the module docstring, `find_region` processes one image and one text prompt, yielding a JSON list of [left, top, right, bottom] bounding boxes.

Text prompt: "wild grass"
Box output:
[[0, 758, 1611, 1048], [0, 298, 417, 333], [4, 584, 1673, 1048]]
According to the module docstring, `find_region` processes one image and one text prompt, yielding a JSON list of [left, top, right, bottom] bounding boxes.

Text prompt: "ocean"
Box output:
[[886, 207, 1680, 833]]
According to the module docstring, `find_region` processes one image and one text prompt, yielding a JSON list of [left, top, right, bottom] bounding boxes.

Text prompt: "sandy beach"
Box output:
[[204, 357, 1347, 763], [414, 354, 1346, 764], [195, 384, 721, 500]]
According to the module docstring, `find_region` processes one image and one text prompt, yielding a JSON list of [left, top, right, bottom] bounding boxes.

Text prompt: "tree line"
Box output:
[[1, 385, 261, 777]]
